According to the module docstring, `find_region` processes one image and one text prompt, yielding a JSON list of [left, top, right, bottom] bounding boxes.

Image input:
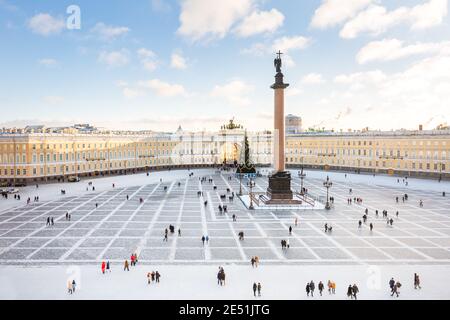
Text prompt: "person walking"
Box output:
[[253, 282, 257, 297], [318, 281, 324, 296], [306, 283, 311, 297], [352, 284, 359, 300], [257, 283, 261, 297], [201, 236, 206, 246], [72, 280, 76, 293], [347, 285, 353, 299], [106, 261, 110, 273], [67, 280, 73, 294], [389, 278, 395, 293], [414, 273, 421, 289], [124, 259, 129, 271], [391, 281, 401, 298], [155, 271, 161, 283], [309, 280, 315, 297], [101, 261, 106, 274]]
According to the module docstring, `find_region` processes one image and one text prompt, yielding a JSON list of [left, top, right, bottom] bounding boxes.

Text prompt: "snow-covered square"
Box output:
[[0, 169, 449, 299]]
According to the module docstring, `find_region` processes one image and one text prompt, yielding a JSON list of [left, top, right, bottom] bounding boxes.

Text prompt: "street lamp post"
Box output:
[[298, 164, 306, 195], [249, 178, 254, 210], [323, 175, 333, 210], [239, 171, 243, 196]]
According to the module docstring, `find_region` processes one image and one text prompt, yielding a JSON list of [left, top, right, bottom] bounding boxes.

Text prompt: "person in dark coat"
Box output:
[[389, 278, 395, 292], [253, 283, 257, 297], [306, 283, 311, 297], [352, 284, 359, 300], [318, 281, 324, 296], [347, 285, 353, 299], [309, 280, 315, 297]]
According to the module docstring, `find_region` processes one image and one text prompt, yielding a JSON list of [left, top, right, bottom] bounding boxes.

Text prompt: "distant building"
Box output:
[[0, 122, 449, 184], [285, 114, 302, 134]]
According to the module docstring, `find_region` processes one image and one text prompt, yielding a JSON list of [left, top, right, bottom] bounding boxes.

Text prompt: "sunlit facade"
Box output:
[[0, 125, 448, 184]]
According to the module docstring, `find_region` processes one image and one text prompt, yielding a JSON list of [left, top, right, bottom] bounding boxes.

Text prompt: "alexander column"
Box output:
[[267, 51, 294, 203]]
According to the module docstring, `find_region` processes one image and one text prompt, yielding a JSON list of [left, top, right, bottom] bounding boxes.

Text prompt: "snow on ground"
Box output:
[[1, 168, 449, 299], [287, 169, 450, 194], [0, 264, 448, 300], [0, 169, 213, 212]]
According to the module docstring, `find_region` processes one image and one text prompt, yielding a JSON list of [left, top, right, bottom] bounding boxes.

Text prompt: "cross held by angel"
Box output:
[[274, 50, 283, 73]]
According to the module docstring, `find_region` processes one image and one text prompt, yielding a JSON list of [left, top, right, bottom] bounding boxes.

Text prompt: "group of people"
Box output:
[[280, 239, 290, 250], [123, 253, 139, 271], [252, 282, 262, 297], [347, 284, 360, 299], [67, 279, 77, 294], [347, 197, 363, 205], [147, 271, 161, 284], [201, 235, 210, 245], [26, 196, 40, 204], [218, 204, 228, 214], [64, 212, 72, 221], [101, 261, 111, 274], [389, 277, 402, 297], [324, 223, 333, 233], [46, 216, 55, 226], [250, 256, 260, 267], [164, 225, 181, 241]]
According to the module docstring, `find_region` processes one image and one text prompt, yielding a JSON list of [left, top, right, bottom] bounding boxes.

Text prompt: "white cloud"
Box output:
[[241, 35, 310, 67], [137, 48, 156, 59], [98, 49, 130, 67], [234, 9, 284, 37], [38, 58, 58, 67], [310, 0, 373, 29], [329, 52, 450, 129], [91, 22, 130, 40], [122, 87, 143, 99], [340, 0, 448, 39], [334, 70, 386, 86], [43, 95, 64, 105], [210, 80, 253, 106], [356, 38, 450, 64], [272, 36, 310, 53], [171, 53, 188, 69], [137, 48, 158, 72], [28, 13, 65, 36], [177, 0, 253, 41], [301, 73, 325, 85], [240, 43, 268, 56], [139, 79, 187, 97]]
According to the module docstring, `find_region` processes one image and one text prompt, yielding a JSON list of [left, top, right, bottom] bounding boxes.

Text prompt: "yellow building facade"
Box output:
[[0, 127, 449, 185]]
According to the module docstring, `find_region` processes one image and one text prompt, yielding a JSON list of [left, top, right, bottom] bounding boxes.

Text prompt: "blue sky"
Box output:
[[0, 0, 449, 132]]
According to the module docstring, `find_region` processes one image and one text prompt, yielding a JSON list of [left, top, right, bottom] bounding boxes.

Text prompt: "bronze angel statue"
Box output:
[[274, 50, 283, 73]]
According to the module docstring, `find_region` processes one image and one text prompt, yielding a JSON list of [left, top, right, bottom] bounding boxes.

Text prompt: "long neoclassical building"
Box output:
[[0, 121, 449, 185]]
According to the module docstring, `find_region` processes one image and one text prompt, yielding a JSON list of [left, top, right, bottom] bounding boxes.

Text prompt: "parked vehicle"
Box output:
[[67, 176, 80, 182]]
